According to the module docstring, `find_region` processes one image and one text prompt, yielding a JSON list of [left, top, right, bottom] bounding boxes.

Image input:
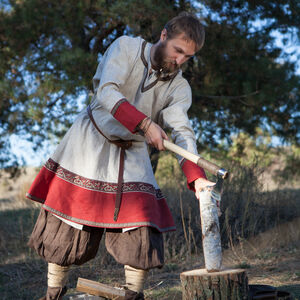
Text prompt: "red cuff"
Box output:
[[181, 159, 207, 191], [111, 99, 147, 133]]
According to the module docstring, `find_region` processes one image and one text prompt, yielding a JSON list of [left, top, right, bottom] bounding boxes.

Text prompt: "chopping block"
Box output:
[[179, 180, 249, 299], [180, 268, 249, 300]]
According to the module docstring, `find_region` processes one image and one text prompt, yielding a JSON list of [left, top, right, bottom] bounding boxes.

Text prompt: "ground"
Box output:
[[0, 168, 299, 299]]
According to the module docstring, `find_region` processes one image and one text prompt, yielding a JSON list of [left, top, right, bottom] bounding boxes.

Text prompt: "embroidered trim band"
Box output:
[[45, 159, 164, 199]]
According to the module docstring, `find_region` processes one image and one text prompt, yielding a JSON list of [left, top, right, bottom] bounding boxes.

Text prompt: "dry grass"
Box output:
[[0, 161, 300, 299], [0, 167, 39, 211]]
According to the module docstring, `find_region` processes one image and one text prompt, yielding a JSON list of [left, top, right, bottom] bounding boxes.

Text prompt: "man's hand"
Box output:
[[194, 177, 216, 200], [144, 122, 168, 150], [139, 117, 168, 150]]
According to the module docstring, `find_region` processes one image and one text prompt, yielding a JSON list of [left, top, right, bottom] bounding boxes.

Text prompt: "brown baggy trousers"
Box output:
[[28, 209, 164, 270]]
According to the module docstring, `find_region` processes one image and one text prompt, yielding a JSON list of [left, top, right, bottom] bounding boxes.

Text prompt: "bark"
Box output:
[[199, 187, 222, 271]]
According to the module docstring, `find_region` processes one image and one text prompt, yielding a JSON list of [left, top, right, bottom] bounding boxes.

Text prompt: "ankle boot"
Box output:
[[124, 289, 144, 300]]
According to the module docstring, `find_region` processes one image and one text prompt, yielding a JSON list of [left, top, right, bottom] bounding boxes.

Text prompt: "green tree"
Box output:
[[188, 0, 300, 149], [0, 0, 299, 169]]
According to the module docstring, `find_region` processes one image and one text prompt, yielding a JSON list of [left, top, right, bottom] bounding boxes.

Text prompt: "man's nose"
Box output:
[[176, 54, 186, 65]]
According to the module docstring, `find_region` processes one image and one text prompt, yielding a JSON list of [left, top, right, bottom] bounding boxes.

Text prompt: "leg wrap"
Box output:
[[124, 265, 148, 293], [47, 263, 70, 288]]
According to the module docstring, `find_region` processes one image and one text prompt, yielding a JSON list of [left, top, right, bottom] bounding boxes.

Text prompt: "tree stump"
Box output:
[[180, 268, 249, 300]]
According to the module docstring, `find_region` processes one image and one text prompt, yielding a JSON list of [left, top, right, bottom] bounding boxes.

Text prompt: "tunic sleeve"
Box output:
[[93, 36, 147, 133], [158, 79, 207, 190]]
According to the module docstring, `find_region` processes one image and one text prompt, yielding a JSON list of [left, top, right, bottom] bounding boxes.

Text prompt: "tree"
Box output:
[[188, 0, 300, 150], [0, 0, 299, 170]]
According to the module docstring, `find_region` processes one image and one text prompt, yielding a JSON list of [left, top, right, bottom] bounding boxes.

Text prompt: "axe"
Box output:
[[163, 139, 228, 180], [163, 139, 228, 200]]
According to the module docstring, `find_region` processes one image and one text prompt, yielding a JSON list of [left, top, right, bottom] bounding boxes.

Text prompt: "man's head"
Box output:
[[152, 12, 205, 74]]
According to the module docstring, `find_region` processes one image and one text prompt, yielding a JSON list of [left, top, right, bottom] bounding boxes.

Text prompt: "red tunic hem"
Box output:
[[26, 159, 175, 233]]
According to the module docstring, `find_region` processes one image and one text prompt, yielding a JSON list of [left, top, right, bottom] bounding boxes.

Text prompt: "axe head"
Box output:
[[213, 177, 224, 196], [212, 168, 228, 199], [211, 173, 226, 216]]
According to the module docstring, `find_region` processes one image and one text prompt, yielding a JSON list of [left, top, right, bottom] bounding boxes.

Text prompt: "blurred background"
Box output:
[[0, 0, 299, 299]]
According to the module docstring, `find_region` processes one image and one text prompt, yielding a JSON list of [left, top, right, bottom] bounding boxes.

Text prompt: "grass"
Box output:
[[0, 160, 300, 299]]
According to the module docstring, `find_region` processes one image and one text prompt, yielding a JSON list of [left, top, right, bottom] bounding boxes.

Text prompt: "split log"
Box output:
[[199, 187, 222, 271], [76, 277, 125, 300], [69, 294, 105, 299], [180, 268, 249, 300]]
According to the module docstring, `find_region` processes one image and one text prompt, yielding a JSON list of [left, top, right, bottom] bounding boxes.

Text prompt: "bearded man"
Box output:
[[27, 12, 214, 300]]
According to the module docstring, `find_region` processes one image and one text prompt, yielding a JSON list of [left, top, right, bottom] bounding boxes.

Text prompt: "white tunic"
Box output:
[[27, 36, 205, 232], [52, 36, 198, 186]]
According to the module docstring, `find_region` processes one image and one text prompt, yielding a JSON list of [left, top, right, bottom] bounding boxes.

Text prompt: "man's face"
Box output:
[[154, 31, 196, 73]]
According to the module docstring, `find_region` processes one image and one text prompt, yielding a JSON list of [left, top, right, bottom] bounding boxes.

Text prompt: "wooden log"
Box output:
[[76, 277, 126, 300], [68, 294, 105, 299], [180, 268, 249, 300], [199, 187, 222, 271]]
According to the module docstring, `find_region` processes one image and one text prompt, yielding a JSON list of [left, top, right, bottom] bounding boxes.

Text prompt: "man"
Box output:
[[27, 12, 214, 300]]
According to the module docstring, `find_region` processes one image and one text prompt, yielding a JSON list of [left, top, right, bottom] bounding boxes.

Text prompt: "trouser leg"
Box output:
[[105, 227, 164, 299], [29, 209, 104, 299], [105, 227, 164, 270]]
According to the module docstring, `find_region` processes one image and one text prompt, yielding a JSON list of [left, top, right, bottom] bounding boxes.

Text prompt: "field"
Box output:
[[0, 161, 299, 299]]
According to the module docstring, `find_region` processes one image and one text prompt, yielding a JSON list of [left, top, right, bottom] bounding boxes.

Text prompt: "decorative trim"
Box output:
[[111, 100, 147, 133], [44, 159, 164, 199], [26, 193, 44, 203], [140, 40, 179, 93], [111, 98, 128, 116], [141, 75, 160, 93], [140, 40, 148, 68], [140, 40, 159, 92], [43, 205, 176, 232], [180, 158, 186, 167]]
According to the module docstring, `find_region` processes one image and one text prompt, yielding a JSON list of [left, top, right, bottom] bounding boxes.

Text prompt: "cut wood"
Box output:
[[180, 268, 249, 300], [69, 294, 105, 299], [76, 277, 126, 300], [199, 187, 222, 271]]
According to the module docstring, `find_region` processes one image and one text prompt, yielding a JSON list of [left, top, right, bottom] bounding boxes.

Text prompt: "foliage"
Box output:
[[0, 0, 299, 169], [189, 0, 300, 149], [201, 129, 300, 185], [273, 144, 300, 185]]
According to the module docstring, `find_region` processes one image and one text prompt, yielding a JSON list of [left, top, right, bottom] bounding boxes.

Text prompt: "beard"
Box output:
[[153, 41, 180, 74]]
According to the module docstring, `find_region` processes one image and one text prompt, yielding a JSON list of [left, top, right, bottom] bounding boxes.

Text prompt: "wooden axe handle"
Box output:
[[163, 140, 228, 179]]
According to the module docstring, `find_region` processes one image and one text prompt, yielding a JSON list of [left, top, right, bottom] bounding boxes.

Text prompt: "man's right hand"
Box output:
[[144, 121, 168, 150]]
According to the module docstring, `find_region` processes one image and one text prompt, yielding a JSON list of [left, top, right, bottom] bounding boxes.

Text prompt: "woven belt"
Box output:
[[87, 105, 132, 221]]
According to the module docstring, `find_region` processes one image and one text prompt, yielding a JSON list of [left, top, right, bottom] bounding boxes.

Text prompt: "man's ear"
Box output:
[[160, 28, 167, 41]]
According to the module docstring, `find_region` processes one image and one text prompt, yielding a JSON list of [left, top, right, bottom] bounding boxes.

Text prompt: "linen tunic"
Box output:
[[27, 36, 206, 232]]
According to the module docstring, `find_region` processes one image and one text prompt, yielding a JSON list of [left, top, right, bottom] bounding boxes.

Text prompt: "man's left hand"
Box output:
[[194, 177, 216, 200]]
